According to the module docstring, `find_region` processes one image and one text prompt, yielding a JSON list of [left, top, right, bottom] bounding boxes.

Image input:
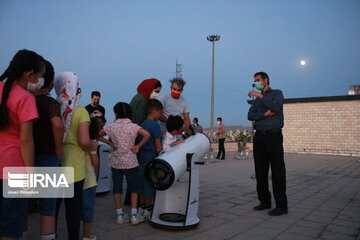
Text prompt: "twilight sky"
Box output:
[[1, 0, 359, 127]]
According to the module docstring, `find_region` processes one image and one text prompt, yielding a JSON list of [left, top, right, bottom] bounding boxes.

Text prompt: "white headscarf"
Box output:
[[54, 72, 81, 139]]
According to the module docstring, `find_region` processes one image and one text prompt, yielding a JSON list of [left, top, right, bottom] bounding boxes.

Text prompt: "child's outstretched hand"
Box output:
[[131, 145, 140, 154]]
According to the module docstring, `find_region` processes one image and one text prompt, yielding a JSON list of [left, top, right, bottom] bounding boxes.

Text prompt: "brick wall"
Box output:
[[283, 97, 360, 156]]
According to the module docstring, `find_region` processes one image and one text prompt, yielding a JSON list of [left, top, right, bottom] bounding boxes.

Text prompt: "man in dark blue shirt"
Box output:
[[248, 72, 288, 216]]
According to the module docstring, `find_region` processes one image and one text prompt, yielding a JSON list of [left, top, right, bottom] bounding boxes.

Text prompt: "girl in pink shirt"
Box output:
[[0, 49, 45, 239], [100, 102, 150, 226]]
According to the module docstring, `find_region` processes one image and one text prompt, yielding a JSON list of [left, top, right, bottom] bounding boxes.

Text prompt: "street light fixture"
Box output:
[[207, 34, 220, 141]]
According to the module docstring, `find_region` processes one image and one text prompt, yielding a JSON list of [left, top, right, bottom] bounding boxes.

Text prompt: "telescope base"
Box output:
[[149, 216, 199, 230]]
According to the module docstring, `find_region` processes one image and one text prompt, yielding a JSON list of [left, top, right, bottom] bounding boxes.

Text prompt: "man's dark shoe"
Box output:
[[268, 207, 288, 216], [253, 204, 271, 211]]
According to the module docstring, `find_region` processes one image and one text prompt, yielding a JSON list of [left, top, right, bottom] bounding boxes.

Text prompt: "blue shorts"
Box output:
[[138, 151, 157, 198], [30, 154, 60, 216], [112, 167, 139, 194], [82, 186, 97, 223], [0, 180, 28, 238]]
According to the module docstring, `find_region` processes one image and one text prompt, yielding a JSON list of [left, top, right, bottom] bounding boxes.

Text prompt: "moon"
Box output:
[[300, 60, 306, 66]]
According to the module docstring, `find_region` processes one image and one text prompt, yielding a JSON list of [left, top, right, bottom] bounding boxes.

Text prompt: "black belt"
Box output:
[[255, 129, 282, 135]]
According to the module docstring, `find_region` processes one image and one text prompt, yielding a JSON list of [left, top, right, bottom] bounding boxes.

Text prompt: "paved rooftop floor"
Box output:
[[28, 152, 360, 240]]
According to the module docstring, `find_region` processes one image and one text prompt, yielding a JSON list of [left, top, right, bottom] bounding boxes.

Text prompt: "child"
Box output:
[[138, 99, 164, 219], [32, 60, 64, 240], [100, 102, 150, 225], [55, 72, 99, 240], [0, 49, 45, 239], [163, 115, 185, 151], [81, 116, 105, 240]]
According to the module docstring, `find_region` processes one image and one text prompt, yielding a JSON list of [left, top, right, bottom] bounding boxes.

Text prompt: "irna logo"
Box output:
[[3, 167, 74, 198], [8, 172, 69, 188]]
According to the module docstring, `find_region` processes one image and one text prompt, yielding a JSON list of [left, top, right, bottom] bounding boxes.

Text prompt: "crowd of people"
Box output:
[[0, 49, 287, 240], [0, 49, 207, 240]]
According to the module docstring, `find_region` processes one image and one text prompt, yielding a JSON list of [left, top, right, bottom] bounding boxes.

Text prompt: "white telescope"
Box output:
[[145, 133, 210, 229]]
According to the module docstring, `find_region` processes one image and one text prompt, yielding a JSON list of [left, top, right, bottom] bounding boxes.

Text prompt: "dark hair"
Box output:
[[154, 81, 162, 89], [166, 115, 184, 132], [89, 116, 106, 140], [113, 102, 132, 119], [0, 49, 45, 130], [91, 91, 101, 98], [193, 117, 199, 123], [170, 77, 186, 88], [254, 72, 270, 85], [146, 99, 163, 115], [217, 117, 222, 121], [42, 60, 55, 89]]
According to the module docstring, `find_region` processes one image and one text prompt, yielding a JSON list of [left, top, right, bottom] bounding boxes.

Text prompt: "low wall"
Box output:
[[283, 95, 360, 156], [210, 142, 253, 153]]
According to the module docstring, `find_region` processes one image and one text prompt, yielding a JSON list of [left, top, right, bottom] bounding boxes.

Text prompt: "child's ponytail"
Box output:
[[0, 49, 45, 130], [0, 69, 14, 130]]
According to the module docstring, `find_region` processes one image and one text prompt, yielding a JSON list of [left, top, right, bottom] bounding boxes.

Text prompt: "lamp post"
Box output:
[[207, 34, 220, 141]]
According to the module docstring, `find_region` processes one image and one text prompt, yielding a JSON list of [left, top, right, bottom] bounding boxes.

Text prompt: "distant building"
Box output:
[[348, 85, 360, 95]]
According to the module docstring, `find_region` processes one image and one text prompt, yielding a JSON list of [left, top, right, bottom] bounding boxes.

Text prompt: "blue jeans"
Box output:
[[31, 154, 60, 216], [82, 186, 97, 223], [138, 151, 157, 198], [0, 180, 28, 238]]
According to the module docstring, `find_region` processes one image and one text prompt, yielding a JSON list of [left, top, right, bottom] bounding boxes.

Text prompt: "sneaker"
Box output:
[[89, 233, 98, 240], [130, 214, 140, 225], [116, 213, 129, 224], [143, 209, 151, 219], [138, 213, 145, 222], [138, 207, 145, 217], [83, 234, 98, 240]]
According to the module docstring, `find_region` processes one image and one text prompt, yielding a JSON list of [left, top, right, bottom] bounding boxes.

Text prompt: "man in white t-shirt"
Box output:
[[160, 78, 191, 134]]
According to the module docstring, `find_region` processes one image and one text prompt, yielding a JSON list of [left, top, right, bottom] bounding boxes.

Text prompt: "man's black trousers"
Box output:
[[217, 138, 225, 159], [253, 131, 287, 209]]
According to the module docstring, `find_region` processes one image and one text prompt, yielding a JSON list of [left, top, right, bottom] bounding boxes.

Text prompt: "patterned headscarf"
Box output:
[[54, 72, 81, 139], [137, 78, 160, 100]]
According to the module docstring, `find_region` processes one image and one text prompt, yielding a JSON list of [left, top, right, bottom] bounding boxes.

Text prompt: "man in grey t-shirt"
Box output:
[[160, 78, 191, 134]]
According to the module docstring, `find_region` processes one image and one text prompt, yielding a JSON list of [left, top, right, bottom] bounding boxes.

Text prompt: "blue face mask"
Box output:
[[254, 81, 264, 91]]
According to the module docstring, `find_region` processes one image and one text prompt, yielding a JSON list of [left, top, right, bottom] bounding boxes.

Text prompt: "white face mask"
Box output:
[[27, 78, 44, 93], [150, 91, 159, 99]]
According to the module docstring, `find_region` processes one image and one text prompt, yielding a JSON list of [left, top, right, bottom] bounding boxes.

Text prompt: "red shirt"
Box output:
[[0, 82, 38, 179]]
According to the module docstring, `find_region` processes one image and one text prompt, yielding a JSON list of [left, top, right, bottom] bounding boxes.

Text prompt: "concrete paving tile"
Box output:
[[209, 210, 241, 221], [232, 227, 280, 240], [331, 218, 360, 229], [285, 225, 322, 238], [317, 229, 356, 240], [194, 221, 247, 239], [181, 232, 226, 240], [256, 222, 292, 232], [294, 219, 327, 231], [310, 210, 339, 218], [325, 224, 360, 236], [274, 232, 314, 240], [222, 206, 253, 216], [302, 214, 334, 225], [337, 214, 360, 224], [197, 214, 229, 228]]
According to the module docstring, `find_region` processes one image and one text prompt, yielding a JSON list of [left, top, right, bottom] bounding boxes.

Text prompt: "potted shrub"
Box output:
[[235, 130, 252, 159]]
